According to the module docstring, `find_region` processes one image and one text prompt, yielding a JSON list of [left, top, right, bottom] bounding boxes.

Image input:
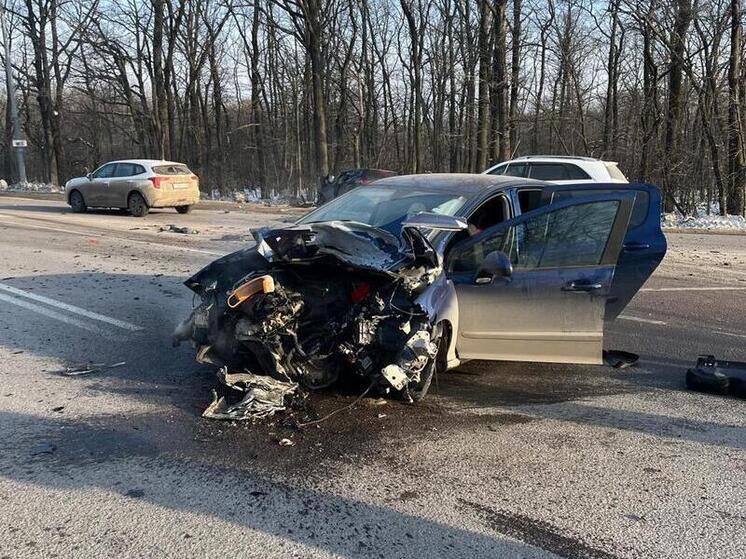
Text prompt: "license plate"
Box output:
[[173, 182, 189, 189]]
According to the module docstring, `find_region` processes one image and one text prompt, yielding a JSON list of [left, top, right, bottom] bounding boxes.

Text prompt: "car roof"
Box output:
[[372, 173, 546, 195], [504, 155, 619, 165], [106, 159, 187, 167]]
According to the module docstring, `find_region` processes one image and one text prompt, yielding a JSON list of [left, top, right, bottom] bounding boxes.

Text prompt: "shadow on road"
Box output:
[[2, 272, 742, 461], [0, 410, 547, 558]]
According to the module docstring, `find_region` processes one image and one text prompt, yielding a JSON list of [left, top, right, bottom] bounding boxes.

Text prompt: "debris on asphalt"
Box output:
[[51, 406, 65, 413], [160, 224, 199, 235], [201, 367, 298, 420], [31, 442, 57, 455], [686, 354, 746, 397], [278, 438, 295, 446], [51, 361, 126, 377], [603, 350, 639, 369]]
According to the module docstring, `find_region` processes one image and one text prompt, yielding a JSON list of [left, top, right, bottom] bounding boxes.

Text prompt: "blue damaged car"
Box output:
[[175, 174, 666, 402]]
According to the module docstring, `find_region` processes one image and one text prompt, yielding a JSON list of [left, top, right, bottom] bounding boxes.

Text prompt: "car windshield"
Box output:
[[299, 186, 468, 234]]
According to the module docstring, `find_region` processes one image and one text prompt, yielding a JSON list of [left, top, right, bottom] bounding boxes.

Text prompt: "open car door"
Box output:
[[540, 183, 667, 320], [446, 194, 634, 364]]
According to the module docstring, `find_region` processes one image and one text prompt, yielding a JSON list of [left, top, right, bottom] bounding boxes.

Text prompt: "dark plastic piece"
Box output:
[[686, 355, 746, 396], [603, 350, 639, 369]]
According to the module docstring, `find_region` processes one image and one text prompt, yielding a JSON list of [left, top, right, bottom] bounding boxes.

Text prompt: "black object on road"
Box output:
[[686, 355, 746, 397], [603, 349, 639, 369]]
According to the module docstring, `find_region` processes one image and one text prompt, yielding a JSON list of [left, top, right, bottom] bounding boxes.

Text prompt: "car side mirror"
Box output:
[[475, 250, 512, 285], [86, 172, 93, 180], [402, 212, 469, 232]]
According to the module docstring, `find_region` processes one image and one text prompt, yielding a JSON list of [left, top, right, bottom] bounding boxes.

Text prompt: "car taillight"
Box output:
[[149, 176, 162, 188]]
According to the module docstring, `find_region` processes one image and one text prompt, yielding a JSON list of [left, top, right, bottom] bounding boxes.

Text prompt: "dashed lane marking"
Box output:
[[0, 283, 143, 332], [618, 315, 667, 325], [640, 286, 746, 292], [0, 292, 108, 334]]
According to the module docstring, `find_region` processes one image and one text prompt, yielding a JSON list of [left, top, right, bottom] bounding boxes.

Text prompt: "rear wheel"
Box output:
[[175, 205, 193, 214], [69, 190, 87, 213], [128, 192, 149, 217]]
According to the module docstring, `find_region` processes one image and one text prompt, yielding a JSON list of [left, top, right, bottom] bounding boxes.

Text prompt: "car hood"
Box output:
[[253, 220, 438, 273], [65, 177, 89, 189], [185, 220, 439, 297]]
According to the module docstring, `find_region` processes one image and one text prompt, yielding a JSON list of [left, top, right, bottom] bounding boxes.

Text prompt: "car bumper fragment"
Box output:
[[686, 354, 746, 397]]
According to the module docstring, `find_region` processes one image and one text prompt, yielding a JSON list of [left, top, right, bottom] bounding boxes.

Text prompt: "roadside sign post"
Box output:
[[1, 6, 27, 185]]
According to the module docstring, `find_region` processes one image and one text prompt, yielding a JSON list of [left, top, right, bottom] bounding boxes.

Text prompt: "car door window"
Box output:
[[503, 163, 528, 177], [528, 163, 570, 181], [113, 163, 136, 178], [487, 164, 507, 175], [550, 189, 649, 229], [517, 189, 543, 213], [92, 164, 116, 179], [451, 200, 621, 274], [564, 164, 591, 179], [467, 194, 510, 234]]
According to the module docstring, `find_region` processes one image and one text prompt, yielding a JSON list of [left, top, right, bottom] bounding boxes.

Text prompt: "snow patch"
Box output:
[[200, 186, 316, 207], [663, 212, 746, 231], [0, 180, 63, 194]]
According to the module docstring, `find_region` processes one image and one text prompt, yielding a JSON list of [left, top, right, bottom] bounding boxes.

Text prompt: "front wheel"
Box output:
[[406, 330, 445, 402], [175, 205, 193, 214], [69, 191, 87, 213], [128, 192, 149, 217]]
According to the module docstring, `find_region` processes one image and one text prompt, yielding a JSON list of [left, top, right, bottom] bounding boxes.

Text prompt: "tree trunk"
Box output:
[[476, 0, 491, 171], [508, 0, 521, 158], [490, 0, 509, 163], [152, 0, 171, 158], [663, 0, 693, 211], [727, 0, 745, 215]]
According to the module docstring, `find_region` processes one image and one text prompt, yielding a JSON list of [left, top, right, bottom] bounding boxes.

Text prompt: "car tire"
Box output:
[[128, 192, 149, 217], [69, 190, 87, 213], [175, 205, 193, 214]]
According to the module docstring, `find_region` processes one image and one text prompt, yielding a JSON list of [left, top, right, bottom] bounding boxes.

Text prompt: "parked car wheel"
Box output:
[[175, 205, 193, 214], [128, 192, 149, 217], [69, 190, 87, 213]]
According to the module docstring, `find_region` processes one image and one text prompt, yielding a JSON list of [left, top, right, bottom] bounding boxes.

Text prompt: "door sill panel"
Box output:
[[457, 338, 602, 365], [461, 331, 601, 343]]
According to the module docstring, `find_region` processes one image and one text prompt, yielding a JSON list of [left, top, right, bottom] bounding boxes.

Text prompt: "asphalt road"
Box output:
[[0, 195, 744, 559]]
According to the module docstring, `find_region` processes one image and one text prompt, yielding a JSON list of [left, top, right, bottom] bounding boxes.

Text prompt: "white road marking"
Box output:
[[712, 329, 746, 340], [0, 292, 103, 334], [640, 286, 746, 292], [620, 315, 746, 339], [0, 214, 225, 256], [618, 315, 667, 325], [0, 283, 143, 331]]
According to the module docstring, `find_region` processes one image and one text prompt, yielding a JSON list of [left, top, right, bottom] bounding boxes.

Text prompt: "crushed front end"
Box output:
[[175, 221, 443, 415]]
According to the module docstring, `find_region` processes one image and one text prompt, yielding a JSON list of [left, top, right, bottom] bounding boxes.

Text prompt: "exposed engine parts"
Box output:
[[175, 222, 443, 420]]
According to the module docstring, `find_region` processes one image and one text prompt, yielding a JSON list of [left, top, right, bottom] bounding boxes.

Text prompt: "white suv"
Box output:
[[483, 155, 628, 184]]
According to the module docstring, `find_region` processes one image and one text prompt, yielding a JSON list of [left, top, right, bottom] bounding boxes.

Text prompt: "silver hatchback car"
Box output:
[[65, 159, 200, 217]]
